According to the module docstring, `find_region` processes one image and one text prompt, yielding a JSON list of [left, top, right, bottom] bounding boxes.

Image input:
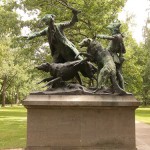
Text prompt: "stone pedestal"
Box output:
[[23, 93, 140, 150]]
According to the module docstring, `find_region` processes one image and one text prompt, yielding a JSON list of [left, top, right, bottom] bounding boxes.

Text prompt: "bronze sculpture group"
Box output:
[[24, 8, 127, 95]]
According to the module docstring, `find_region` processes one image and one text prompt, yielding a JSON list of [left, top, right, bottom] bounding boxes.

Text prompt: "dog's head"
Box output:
[[36, 63, 51, 72], [78, 38, 92, 48]]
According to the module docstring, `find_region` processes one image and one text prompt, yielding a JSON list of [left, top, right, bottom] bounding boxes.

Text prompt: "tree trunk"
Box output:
[[15, 88, 20, 104], [10, 90, 14, 107], [1, 75, 7, 107], [142, 88, 149, 106]]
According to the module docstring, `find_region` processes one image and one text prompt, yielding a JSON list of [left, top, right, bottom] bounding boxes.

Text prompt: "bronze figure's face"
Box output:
[[41, 14, 56, 25]]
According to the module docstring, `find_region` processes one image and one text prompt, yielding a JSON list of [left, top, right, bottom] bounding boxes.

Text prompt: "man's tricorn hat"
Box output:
[[107, 20, 121, 30]]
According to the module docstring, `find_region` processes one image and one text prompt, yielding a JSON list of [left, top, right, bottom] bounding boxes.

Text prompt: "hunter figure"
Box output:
[[24, 9, 82, 63], [96, 21, 126, 89]]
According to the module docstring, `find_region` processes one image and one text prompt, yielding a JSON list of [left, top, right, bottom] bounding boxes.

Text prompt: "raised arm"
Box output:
[[96, 34, 115, 40], [24, 28, 47, 40], [60, 9, 80, 30]]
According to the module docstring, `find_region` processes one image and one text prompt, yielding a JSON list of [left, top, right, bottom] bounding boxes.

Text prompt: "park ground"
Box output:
[[0, 105, 150, 149], [0, 106, 26, 149]]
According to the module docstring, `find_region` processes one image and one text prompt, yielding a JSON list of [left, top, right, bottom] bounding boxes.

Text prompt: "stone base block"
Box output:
[[23, 93, 140, 150]]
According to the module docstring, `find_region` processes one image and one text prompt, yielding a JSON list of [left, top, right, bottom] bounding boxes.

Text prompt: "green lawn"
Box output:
[[135, 107, 150, 125], [0, 106, 27, 149]]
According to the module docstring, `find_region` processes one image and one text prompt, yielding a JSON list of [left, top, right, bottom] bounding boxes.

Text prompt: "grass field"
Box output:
[[135, 107, 150, 125], [0, 106, 27, 149], [0, 105, 150, 149]]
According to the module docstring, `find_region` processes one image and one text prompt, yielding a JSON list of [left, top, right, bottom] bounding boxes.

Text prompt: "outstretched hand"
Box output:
[[96, 34, 105, 39]]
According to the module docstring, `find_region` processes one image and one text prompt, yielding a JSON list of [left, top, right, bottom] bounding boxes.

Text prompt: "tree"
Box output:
[[0, 4, 20, 106], [141, 10, 150, 105], [0, 5, 40, 106], [0, 36, 43, 106]]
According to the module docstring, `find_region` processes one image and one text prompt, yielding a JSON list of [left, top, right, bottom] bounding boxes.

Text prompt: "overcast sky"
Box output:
[[118, 0, 150, 43]]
